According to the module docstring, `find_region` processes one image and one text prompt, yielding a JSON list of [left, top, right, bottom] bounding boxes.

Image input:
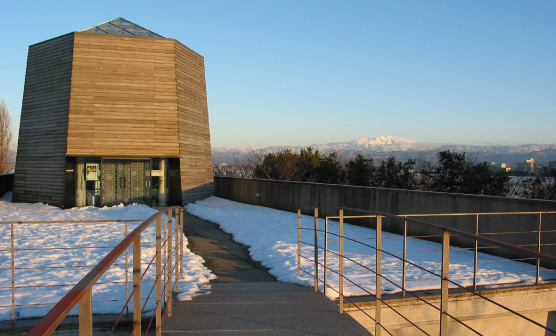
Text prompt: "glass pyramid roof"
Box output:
[[80, 18, 163, 38]]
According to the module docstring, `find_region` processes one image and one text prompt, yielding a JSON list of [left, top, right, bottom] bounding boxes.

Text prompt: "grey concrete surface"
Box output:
[[161, 212, 370, 335], [214, 176, 556, 267], [0, 314, 138, 335], [182, 211, 276, 282], [162, 282, 369, 335]]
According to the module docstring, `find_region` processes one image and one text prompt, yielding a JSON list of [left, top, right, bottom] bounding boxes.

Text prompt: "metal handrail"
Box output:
[[0, 219, 147, 321], [0, 220, 144, 225], [26, 206, 184, 336], [297, 206, 556, 336], [343, 208, 556, 265], [298, 207, 556, 265], [401, 211, 556, 217]]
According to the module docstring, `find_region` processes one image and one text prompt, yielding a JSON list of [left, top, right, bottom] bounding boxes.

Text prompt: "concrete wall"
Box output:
[[214, 177, 556, 263], [346, 284, 556, 336]]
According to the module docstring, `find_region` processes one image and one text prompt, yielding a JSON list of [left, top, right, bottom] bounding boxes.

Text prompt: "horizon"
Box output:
[[211, 135, 556, 150], [1, 1, 555, 148]]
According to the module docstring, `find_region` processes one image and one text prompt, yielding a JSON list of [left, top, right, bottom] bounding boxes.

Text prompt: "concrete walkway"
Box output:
[[161, 212, 370, 335], [180, 212, 275, 282]]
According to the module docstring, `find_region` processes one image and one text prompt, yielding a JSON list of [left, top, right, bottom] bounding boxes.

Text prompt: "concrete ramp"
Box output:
[[161, 212, 369, 335], [162, 281, 369, 335]]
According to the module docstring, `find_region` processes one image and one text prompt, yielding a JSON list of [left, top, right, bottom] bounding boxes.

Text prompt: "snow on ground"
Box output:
[[0, 192, 215, 321], [187, 197, 556, 299], [2, 191, 555, 321]]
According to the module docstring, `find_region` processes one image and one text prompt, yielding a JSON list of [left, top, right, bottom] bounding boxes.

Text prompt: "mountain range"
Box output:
[[212, 136, 556, 168]]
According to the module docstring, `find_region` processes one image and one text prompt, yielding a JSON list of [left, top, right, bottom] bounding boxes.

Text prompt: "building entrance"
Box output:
[[72, 157, 178, 208], [101, 159, 151, 206]]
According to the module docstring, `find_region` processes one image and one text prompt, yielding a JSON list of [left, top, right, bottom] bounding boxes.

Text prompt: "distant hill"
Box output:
[[212, 136, 556, 168]]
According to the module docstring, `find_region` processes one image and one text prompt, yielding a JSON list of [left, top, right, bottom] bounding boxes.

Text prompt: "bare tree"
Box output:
[[213, 148, 261, 178], [0, 100, 13, 174]]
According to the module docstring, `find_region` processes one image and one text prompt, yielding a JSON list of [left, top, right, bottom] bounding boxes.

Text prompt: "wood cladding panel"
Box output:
[[174, 41, 214, 203], [15, 31, 214, 207], [67, 33, 179, 158], [13, 33, 74, 207]]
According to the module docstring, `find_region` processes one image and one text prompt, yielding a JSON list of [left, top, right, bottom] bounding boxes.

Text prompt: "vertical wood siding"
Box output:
[[14, 31, 214, 207], [67, 33, 179, 157], [13, 33, 74, 207], [174, 41, 214, 203]]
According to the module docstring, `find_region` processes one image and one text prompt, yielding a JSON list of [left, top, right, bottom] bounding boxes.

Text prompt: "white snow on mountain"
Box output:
[[213, 136, 422, 153], [312, 135, 419, 151], [211, 136, 556, 165], [356, 135, 417, 145]]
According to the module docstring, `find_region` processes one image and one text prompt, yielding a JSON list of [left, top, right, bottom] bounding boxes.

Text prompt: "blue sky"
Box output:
[[1, 1, 555, 148]]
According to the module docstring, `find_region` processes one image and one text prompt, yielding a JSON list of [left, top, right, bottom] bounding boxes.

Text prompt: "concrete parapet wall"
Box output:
[[346, 284, 556, 335], [214, 177, 556, 263]]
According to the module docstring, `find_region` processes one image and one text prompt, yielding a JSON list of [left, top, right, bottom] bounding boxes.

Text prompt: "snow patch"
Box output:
[[187, 197, 556, 299], [0, 198, 214, 320]]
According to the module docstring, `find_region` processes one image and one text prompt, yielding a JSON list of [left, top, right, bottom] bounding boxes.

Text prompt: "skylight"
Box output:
[[80, 17, 163, 38]]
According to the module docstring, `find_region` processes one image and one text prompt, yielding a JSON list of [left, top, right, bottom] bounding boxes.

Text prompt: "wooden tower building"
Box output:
[[13, 18, 214, 208]]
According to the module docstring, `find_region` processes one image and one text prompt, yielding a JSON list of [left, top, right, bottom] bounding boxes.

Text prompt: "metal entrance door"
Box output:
[[101, 160, 151, 206]]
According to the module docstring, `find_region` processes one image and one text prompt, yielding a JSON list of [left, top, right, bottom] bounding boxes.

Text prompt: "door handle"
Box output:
[[120, 176, 126, 189]]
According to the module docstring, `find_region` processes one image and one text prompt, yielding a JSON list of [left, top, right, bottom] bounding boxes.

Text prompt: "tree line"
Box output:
[[215, 148, 556, 200], [0, 100, 14, 174]]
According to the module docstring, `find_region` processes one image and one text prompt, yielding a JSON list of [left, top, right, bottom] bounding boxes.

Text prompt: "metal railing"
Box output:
[[297, 207, 556, 336], [15, 206, 185, 335], [0, 219, 143, 321], [399, 211, 556, 289]]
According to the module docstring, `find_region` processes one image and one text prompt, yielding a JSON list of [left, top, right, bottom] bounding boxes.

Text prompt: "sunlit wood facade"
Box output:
[[13, 19, 214, 208]]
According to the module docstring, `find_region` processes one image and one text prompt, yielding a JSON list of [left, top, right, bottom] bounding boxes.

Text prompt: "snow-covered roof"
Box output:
[[79, 17, 163, 38]]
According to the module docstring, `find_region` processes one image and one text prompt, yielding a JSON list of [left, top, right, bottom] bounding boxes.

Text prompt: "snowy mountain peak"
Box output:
[[354, 136, 416, 146], [305, 135, 421, 152], [212, 136, 556, 165]]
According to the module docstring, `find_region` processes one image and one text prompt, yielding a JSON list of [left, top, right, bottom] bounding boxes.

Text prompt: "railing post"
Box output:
[[314, 208, 319, 293], [440, 230, 450, 336], [167, 209, 173, 317], [175, 209, 179, 293], [297, 209, 301, 277], [125, 221, 129, 315], [11, 223, 15, 321], [78, 288, 93, 336], [375, 216, 383, 336], [473, 214, 479, 290], [156, 217, 162, 336], [537, 213, 542, 284], [180, 208, 184, 280], [133, 234, 142, 336], [402, 217, 407, 298], [324, 217, 328, 295], [162, 218, 166, 302], [339, 209, 344, 314]]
